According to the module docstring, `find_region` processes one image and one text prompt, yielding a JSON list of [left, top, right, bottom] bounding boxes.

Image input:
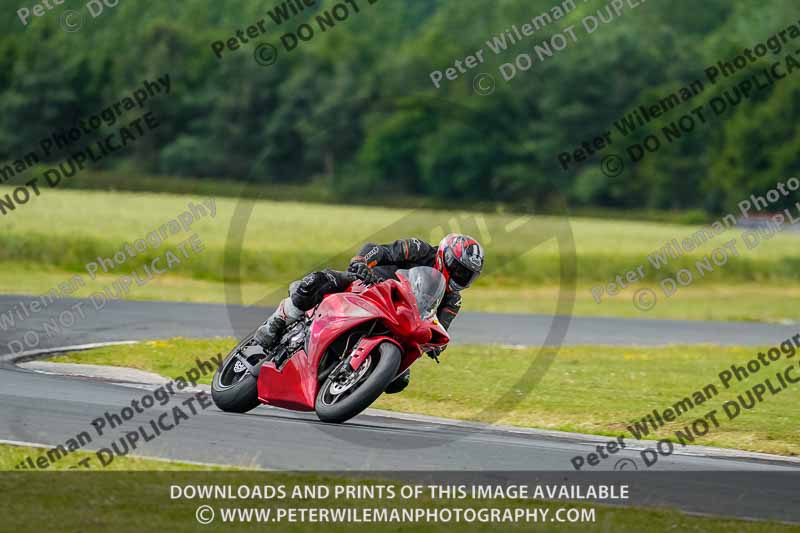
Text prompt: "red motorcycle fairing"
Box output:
[[257, 352, 317, 411], [256, 276, 450, 411], [347, 335, 402, 372]]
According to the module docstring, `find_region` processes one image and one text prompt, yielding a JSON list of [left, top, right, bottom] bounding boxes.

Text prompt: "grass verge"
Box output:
[[50, 339, 800, 456]]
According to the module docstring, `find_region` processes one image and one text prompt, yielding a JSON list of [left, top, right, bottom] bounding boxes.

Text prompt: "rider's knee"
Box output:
[[323, 269, 356, 291], [289, 269, 353, 311], [290, 272, 325, 311]]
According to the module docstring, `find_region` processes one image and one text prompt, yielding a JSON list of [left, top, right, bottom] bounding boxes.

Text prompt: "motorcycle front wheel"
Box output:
[[315, 341, 401, 424], [211, 332, 264, 414]]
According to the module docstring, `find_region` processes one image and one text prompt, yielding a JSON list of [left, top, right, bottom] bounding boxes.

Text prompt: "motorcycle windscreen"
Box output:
[[396, 266, 446, 320]]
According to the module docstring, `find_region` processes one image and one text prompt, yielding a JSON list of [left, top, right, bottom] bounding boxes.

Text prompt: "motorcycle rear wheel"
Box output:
[[315, 341, 401, 424], [212, 332, 263, 414]]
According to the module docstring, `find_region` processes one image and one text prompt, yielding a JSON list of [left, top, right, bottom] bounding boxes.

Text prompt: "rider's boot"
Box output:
[[384, 368, 411, 394], [253, 298, 303, 350]]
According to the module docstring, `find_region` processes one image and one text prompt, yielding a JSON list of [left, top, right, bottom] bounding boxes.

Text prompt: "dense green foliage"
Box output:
[[1, 0, 798, 213]]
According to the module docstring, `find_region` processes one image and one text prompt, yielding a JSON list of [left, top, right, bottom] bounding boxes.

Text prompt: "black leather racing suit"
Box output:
[[288, 238, 462, 329], [356, 238, 462, 329]]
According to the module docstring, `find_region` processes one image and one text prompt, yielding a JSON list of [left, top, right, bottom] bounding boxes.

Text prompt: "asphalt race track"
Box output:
[[1, 295, 799, 522]]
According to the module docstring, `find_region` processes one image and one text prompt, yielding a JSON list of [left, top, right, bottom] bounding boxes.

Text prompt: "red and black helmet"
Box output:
[[434, 233, 485, 291]]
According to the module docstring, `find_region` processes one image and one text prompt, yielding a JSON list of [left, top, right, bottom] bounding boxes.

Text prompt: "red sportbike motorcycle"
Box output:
[[211, 267, 450, 423]]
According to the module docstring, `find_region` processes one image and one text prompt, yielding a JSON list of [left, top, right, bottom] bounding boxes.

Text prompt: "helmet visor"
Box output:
[[447, 257, 479, 290]]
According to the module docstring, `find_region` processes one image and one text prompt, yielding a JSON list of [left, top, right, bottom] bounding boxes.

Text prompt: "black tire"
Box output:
[[315, 342, 402, 424], [212, 333, 262, 414]]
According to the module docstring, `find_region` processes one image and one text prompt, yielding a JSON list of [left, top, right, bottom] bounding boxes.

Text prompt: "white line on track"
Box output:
[[0, 341, 138, 364], [0, 438, 254, 470]]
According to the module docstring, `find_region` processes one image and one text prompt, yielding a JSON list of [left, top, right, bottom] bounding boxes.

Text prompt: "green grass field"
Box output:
[[1, 185, 799, 322], [50, 339, 800, 456], [2, 186, 798, 285]]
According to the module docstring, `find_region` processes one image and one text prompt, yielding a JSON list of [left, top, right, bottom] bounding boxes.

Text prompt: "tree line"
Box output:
[[0, 0, 798, 214]]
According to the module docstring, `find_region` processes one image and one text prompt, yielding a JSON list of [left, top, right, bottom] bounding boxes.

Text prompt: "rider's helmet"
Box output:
[[434, 233, 485, 291]]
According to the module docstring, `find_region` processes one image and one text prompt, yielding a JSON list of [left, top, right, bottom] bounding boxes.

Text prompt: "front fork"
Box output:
[[319, 336, 394, 386], [234, 352, 260, 377], [233, 340, 269, 378]]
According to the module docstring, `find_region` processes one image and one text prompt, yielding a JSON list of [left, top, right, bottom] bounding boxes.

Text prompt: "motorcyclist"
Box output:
[[252, 233, 485, 393]]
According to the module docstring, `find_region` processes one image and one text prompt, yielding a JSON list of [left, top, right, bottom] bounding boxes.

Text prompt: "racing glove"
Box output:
[[348, 256, 378, 285]]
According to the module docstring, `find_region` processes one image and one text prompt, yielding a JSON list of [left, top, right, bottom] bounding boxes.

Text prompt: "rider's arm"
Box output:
[[427, 291, 461, 360], [355, 238, 436, 268], [436, 290, 462, 330]]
